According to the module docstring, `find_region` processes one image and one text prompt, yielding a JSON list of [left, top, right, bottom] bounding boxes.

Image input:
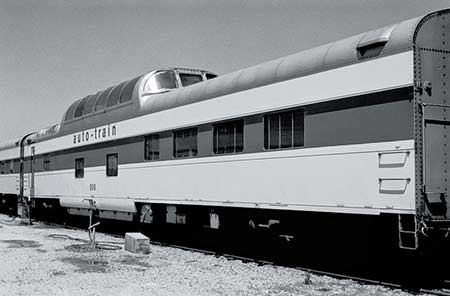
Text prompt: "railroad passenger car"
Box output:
[[1, 9, 450, 268]]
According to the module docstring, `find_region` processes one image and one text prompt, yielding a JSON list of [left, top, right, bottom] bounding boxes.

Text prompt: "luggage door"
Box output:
[[414, 10, 450, 220]]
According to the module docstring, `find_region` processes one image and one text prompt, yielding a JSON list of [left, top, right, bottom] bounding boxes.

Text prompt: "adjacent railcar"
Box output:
[[1, 10, 450, 263]]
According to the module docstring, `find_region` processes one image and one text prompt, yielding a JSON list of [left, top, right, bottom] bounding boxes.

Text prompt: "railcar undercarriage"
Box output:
[[0, 194, 448, 288]]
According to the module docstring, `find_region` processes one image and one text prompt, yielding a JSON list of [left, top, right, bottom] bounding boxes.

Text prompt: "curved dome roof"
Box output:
[[60, 67, 216, 127], [62, 75, 142, 123]]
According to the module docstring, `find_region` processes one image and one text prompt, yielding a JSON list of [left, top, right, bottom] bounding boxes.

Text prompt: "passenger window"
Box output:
[[144, 134, 160, 161], [205, 73, 217, 80], [143, 71, 177, 94], [13, 160, 19, 173], [106, 82, 127, 108], [74, 96, 89, 118], [75, 158, 84, 179], [43, 154, 51, 171], [10, 160, 14, 173], [106, 153, 118, 177], [179, 74, 203, 87], [0, 162, 3, 174], [173, 128, 198, 158], [213, 120, 244, 154], [94, 87, 114, 112], [264, 109, 304, 150], [119, 76, 141, 103]]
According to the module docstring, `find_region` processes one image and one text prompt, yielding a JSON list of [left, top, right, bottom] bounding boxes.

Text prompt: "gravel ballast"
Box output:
[[0, 214, 428, 296]]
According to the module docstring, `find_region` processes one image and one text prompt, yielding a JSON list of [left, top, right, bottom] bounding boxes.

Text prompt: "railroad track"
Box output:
[[421, 289, 450, 296], [150, 240, 405, 289], [2, 214, 448, 295], [25, 218, 436, 295], [420, 280, 450, 296]]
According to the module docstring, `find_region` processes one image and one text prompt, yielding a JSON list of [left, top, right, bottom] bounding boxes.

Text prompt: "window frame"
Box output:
[[264, 108, 305, 150], [143, 70, 178, 95], [179, 73, 204, 87], [106, 153, 118, 177], [75, 158, 84, 179], [144, 134, 160, 161], [43, 154, 51, 171], [205, 73, 217, 80], [173, 128, 198, 159], [3, 161, 9, 174], [213, 120, 244, 155]]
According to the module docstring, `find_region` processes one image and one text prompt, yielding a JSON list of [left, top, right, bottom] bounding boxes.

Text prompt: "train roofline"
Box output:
[[0, 139, 19, 151], [1, 8, 449, 149], [54, 10, 424, 138]]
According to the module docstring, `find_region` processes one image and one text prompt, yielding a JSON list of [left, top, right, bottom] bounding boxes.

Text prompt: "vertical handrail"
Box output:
[[18, 133, 35, 222], [30, 147, 35, 199]]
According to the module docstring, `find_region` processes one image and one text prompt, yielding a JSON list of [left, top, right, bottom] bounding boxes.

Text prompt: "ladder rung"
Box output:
[[399, 230, 416, 234], [398, 214, 418, 250], [400, 246, 418, 250]]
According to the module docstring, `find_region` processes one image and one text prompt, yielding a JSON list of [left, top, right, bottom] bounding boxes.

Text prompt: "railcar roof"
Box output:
[[138, 17, 419, 117], [3, 8, 448, 148], [0, 139, 19, 151], [57, 13, 421, 137]]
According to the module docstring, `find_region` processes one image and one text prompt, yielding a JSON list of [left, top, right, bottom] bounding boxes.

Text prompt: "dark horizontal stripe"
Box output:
[[425, 119, 450, 126], [0, 87, 413, 175], [306, 87, 413, 114]]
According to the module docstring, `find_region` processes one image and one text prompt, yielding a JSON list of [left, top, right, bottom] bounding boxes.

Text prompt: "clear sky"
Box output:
[[0, 0, 449, 142]]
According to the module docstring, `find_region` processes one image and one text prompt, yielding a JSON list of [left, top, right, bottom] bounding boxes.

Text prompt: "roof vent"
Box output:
[[357, 25, 395, 59]]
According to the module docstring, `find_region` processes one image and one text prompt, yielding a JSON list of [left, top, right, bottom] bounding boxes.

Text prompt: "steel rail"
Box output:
[[3, 214, 448, 295], [420, 289, 450, 296], [35, 221, 413, 293]]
